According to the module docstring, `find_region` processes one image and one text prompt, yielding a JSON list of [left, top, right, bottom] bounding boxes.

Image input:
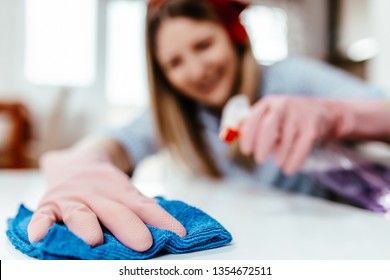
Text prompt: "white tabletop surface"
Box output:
[[2, 157, 390, 260]]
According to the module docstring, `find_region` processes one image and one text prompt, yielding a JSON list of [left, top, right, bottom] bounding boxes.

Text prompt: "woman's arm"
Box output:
[[262, 55, 386, 99], [73, 136, 133, 173]]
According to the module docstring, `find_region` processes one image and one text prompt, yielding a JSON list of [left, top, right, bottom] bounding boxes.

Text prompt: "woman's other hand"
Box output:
[[238, 95, 338, 175]]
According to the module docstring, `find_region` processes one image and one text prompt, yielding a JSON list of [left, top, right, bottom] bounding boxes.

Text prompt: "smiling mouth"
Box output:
[[198, 71, 223, 94]]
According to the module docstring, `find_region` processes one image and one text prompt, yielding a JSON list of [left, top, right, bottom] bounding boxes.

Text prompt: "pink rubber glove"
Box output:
[[28, 148, 186, 252], [222, 95, 390, 175]]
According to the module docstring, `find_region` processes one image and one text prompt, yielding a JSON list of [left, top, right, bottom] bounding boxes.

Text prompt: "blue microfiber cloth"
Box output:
[[6, 197, 232, 260]]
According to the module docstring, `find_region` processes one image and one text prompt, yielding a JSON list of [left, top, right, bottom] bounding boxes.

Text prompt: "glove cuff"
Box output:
[[327, 100, 390, 139]]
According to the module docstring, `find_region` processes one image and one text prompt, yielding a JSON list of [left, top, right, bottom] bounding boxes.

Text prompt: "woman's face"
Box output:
[[155, 17, 239, 108]]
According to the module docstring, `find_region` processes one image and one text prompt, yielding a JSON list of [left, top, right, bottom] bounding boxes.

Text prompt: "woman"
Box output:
[[28, 0, 390, 252]]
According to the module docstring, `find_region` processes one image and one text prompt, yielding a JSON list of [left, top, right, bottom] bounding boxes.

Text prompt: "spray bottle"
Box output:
[[220, 94, 390, 215]]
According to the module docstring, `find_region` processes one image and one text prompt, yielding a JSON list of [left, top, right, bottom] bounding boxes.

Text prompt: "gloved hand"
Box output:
[[28, 148, 187, 252], [223, 95, 390, 175]]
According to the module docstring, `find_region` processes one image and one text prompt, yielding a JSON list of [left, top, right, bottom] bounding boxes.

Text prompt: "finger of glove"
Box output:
[[239, 103, 268, 155], [61, 202, 104, 247], [28, 204, 57, 243], [283, 132, 315, 175], [125, 199, 187, 238], [275, 117, 298, 167], [90, 196, 153, 252], [253, 110, 281, 164]]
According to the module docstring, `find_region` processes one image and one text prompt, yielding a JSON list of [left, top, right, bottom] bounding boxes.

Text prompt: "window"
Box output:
[[106, 0, 148, 107], [242, 5, 288, 65], [25, 0, 97, 86]]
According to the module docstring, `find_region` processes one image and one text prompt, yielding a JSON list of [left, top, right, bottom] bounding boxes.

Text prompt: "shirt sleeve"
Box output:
[[261, 55, 387, 99], [103, 110, 159, 167]]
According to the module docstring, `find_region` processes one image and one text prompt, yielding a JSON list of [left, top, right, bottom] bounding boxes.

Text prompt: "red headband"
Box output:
[[149, 0, 249, 45]]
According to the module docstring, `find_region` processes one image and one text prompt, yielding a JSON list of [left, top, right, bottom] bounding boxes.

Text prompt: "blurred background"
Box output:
[[1, 0, 390, 169]]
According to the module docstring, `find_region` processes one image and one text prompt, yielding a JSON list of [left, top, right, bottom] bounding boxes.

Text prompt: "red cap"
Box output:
[[149, 0, 249, 45]]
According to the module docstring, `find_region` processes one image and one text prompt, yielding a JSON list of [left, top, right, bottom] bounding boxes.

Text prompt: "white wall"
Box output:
[[336, 0, 390, 95], [367, 0, 390, 94], [0, 0, 24, 89], [299, 0, 329, 59], [0, 0, 110, 162], [337, 0, 372, 57]]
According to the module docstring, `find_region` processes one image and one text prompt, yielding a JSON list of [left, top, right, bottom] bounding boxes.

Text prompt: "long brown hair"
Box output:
[[146, 0, 259, 177]]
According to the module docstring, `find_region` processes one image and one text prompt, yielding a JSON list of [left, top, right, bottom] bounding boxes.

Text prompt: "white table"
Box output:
[[2, 163, 390, 260]]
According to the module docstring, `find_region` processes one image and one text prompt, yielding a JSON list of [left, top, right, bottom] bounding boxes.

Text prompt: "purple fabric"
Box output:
[[312, 162, 390, 213]]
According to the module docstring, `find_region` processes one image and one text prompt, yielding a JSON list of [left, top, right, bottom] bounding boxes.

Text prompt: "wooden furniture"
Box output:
[[0, 102, 32, 168]]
